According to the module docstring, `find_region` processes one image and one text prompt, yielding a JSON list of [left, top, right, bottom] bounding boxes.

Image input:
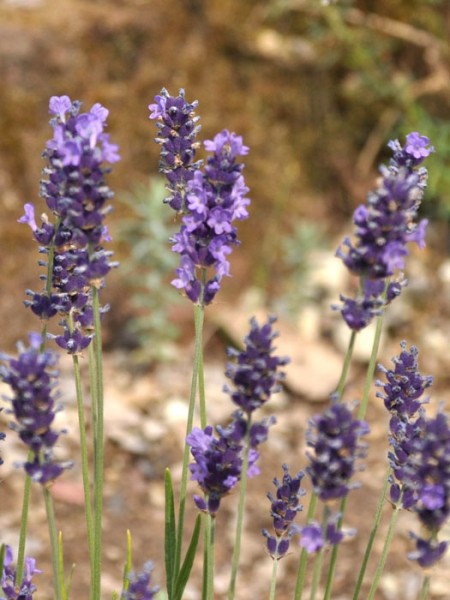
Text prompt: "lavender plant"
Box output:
[[0, 84, 447, 600]]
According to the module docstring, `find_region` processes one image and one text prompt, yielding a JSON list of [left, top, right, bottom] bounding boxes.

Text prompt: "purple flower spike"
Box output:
[[1, 544, 41, 600], [262, 464, 306, 560], [150, 88, 250, 304], [335, 132, 432, 330], [0, 335, 72, 484], [224, 316, 290, 414], [306, 399, 369, 501], [121, 562, 159, 600]]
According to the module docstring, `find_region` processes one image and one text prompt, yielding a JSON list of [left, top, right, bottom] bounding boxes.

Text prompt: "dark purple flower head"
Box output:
[[336, 133, 432, 280], [408, 534, 447, 568], [334, 277, 407, 331], [1, 544, 41, 600], [305, 399, 369, 501], [19, 95, 119, 349], [298, 513, 348, 555], [121, 562, 159, 600], [0, 333, 72, 484], [150, 89, 250, 304], [224, 316, 290, 414], [187, 411, 273, 516], [262, 464, 306, 560], [267, 464, 306, 535], [377, 341, 433, 420], [149, 88, 202, 212]]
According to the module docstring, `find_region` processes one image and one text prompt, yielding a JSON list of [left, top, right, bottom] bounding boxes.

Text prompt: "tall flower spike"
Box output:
[[1, 544, 41, 600], [262, 464, 306, 560], [19, 95, 120, 352], [149, 88, 203, 212], [335, 132, 433, 329], [186, 411, 275, 516], [306, 397, 369, 501], [150, 89, 250, 305], [0, 333, 72, 484], [376, 342, 433, 508], [224, 316, 290, 414]]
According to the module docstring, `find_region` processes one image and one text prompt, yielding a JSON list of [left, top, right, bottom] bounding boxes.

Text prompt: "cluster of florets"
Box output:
[[298, 515, 345, 554], [0, 333, 71, 484], [377, 343, 450, 567], [149, 88, 203, 212], [335, 132, 433, 330], [224, 316, 290, 414], [306, 399, 369, 501], [150, 89, 250, 305], [187, 411, 275, 516], [376, 342, 432, 508], [19, 95, 120, 353], [1, 545, 41, 600], [121, 562, 159, 600], [262, 464, 306, 560], [404, 412, 450, 567]]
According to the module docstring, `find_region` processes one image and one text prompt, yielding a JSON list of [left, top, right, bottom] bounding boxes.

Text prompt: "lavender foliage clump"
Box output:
[[150, 89, 250, 305], [19, 95, 120, 352], [1, 545, 41, 600], [224, 316, 290, 414], [121, 562, 159, 600], [262, 464, 306, 560], [335, 132, 433, 330], [0, 333, 71, 484], [306, 398, 369, 501]]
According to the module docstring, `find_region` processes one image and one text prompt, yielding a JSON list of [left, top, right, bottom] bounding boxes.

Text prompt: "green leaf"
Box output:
[[165, 469, 177, 600], [0, 544, 6, 581], [122, 530, 132, 592], [173, 515, 201, 600], [58, 531, 67, 600]]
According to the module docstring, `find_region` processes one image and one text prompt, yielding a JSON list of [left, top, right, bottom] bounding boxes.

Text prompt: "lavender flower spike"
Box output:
[[0, 333, 72, 484], [337, 132, 433, 280], [20, 95, 120, 353], [224, 316, 290, 414], [334, 132, 433, 330], [262, 464, 306, 560], [149, 88, 202, 212], [306, 398, 369, 501], [1, 544, 41, 600]]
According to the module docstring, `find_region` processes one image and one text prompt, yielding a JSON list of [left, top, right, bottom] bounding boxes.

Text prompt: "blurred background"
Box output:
[[1, 0, 450, 598]]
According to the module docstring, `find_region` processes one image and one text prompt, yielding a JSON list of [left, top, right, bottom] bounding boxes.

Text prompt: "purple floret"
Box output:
[[121, 562, 159, 600]]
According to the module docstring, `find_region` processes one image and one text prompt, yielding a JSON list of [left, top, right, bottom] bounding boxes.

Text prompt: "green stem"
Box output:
[[72, 351, 95, 575], [322, 497, 347, 600], [294, 493, 318, 600], [419, 575, 430, 600], [206, 515, 216, 600], [43, 487, 63, 600], [175, 301, 205, 577], [268, 558, 279, 600], [352, 465, 390, 600], [228, 414, 252, 600], [15, 466, 32, 587], [358, 280, 389, 420], [308, 548, 324, 600], [335, 330, 356, 400], [367, 504, 402, 600], [92, 286, 105, 600]]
